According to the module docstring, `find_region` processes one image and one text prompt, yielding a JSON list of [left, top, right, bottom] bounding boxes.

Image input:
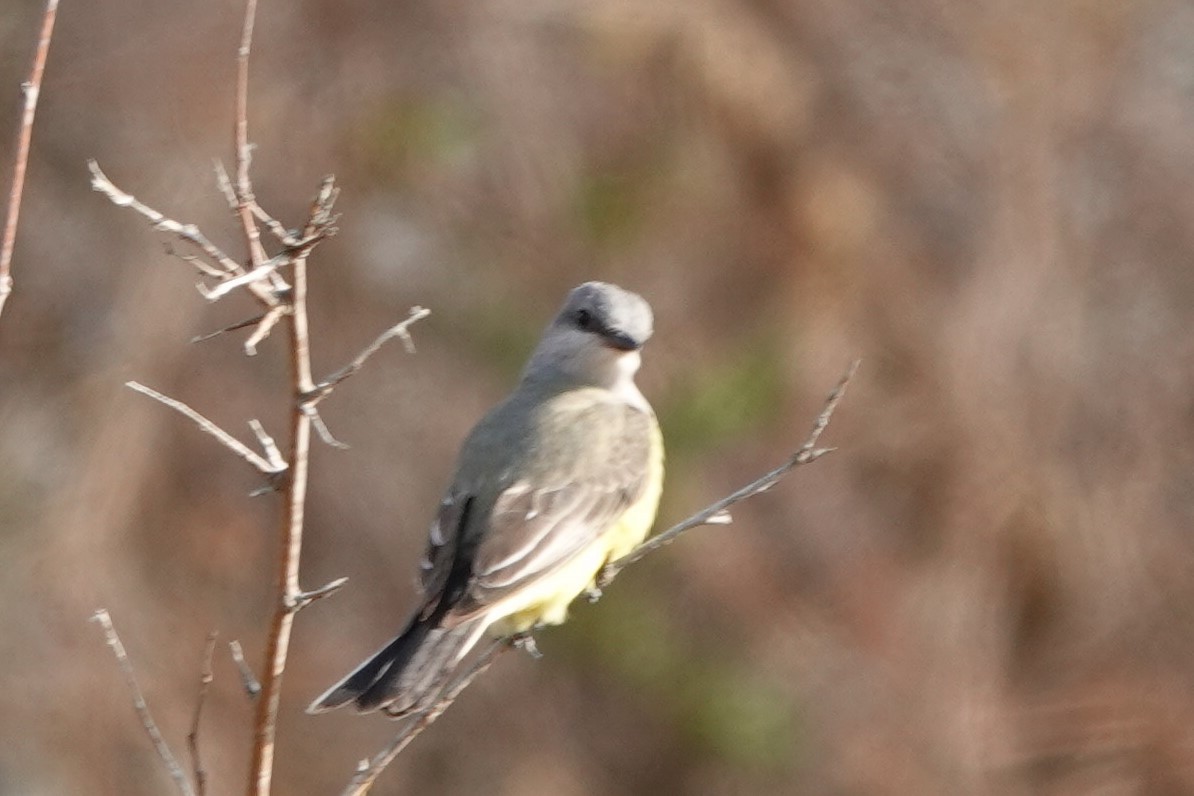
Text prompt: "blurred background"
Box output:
[[3, 0, 1194, 793]]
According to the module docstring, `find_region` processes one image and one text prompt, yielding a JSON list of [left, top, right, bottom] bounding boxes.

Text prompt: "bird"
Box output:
[[308, 281, 664, 717]]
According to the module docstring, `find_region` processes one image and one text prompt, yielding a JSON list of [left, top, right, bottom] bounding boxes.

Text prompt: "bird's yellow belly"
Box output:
[[489, 421, 664, 636]]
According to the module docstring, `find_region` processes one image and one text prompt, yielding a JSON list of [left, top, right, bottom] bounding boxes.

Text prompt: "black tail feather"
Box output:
[[311, 497, 485, 716], [375, 621, 485, 717], [306, 614, 432, 714], [307, 614, 485, 716]]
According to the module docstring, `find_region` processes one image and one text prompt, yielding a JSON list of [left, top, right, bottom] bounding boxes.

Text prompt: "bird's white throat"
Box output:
[[611, 350, 649, 411]]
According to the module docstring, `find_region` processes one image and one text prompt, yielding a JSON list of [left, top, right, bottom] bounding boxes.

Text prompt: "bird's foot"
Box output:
[[510, 632, 543, 659]]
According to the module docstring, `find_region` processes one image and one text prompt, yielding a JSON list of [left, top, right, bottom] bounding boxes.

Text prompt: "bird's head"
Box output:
[[524, 282, 654, 392]]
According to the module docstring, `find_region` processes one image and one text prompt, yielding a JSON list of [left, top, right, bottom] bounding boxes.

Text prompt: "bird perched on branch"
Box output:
[[309, 281, 664, 717]]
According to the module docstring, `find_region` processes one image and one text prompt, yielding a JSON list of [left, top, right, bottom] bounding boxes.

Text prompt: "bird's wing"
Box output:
[[448, 401, 655, 622], [415, 492, 470, 616]]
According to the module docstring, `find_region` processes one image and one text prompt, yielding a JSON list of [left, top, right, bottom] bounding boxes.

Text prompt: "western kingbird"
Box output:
[[308, 281, 663, 717]]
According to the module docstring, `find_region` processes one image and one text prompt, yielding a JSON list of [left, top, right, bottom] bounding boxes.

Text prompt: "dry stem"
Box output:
[[340, 641, 508, 796], [189, 631, 219, 796], [87, 160, 284, 313], [230, 640, 262, 699], [88, 162, 248, 278], [306, 306, 431, 405], [0, 0, 58, 320], [93, 609, 196, 796], [125, 381, 286, 477], [599, 358, 860, 583], [246, 125, 335, 796]]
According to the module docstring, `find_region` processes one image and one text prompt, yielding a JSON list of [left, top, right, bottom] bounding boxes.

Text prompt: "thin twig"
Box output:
[[232, 0, 267, 274], [88, 161, 249, 279], [252, 200, 300, 246], [191, 313, 266, 344], [189, 631, 219, 796], [243, 304, 288, 356], [339, 360, 860, 792], [306, 406, 349, 450], [92, 609, 196, 796], [249, 419, 286, 472], [0, 0, 58, 320], [89, 161, 289, 310], [90, 159, 288, 309], [306, 307, 431, 405], [215, 159, 301, 246], [229, 640, 261, 699], [199, 256, 285, 301], [340, 641, 508, 796], [168, 246, 228, 280], [126, 381, 286, 476], [294, 576, 350, 611], [600, 358, 860, 584], [214, 159, 238, 210]]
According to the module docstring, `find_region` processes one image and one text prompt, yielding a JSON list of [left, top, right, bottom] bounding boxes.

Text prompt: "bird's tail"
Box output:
[[307, 614, 488, 717]]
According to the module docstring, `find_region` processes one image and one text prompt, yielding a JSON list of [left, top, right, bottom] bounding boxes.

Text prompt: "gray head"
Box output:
[[523, 282, 654, 392]]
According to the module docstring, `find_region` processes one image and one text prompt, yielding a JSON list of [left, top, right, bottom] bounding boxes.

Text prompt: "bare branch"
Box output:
[[213, 155, 291, 321], [307, 307, 431, 405], [794, 359, 859, 462], [294, 576, 349, 611], [217, 158, 316, 247], [189, 631, 219, 796], [89, 160, 290, 312], [249, 419, 285, 472], [307, 406, 349, 450], [243, 304, 288, 356], [167, 245, 228, 280], [126, 381, 286, 476], [198, 256, 285, 301], [197, 231, 332, 304], [191, 313, 266, 344], [214, 160, 238, 211], [252, 203, 300, 246], [229, 640, 261, 699], [246, 171, 345, 793], [242, 4, 330, 790], [88, 161, 248, 278], [599, 359, 860, 584], [341, 641, 508, 796], [92, 609, 196, 796], [0, 0, 58, 320], [246, 163, 346, 788], [306, 176, 340, 231], [231, 0, 268, 276], [252, 201, 298, 245]]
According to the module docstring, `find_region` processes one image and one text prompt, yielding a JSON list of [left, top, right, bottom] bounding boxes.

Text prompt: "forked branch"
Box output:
[[125, 381, 287, 478], [305, 306, 431, 405]]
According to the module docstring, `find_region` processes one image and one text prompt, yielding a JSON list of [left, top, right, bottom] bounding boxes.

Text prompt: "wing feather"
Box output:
[[448, 401, 654, 620]]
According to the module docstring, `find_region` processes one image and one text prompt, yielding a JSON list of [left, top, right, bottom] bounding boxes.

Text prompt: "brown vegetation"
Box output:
[[3, 0, 1194, 793]]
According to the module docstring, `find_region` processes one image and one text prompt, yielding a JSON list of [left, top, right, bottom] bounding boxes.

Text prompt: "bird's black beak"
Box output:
[[600, 327, 643, 352]]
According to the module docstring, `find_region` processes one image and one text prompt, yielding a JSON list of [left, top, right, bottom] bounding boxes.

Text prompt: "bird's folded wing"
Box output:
[[449, 405, 654, 621]]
